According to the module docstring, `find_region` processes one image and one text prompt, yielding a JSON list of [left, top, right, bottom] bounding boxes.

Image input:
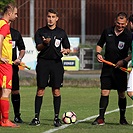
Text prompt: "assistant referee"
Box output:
[[92, 12, 132, 125]]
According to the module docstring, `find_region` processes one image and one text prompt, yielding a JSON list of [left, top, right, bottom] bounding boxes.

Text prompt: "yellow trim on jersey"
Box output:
[[8, 79, 12, 87], [2, 75, 6, 89]]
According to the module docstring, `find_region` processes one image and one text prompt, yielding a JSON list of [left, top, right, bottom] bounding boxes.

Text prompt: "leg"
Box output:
[[98, 89, 110, 119], [0, 88, 2, 124], [118, 90, 128, 125], [127, 92, 133, 100], [0, 88, 11, 122], [52, 88, 61, 119], [92, 89, 110, 125], [29, 88, 44, 126], [35, 88, 44, 118], [11, 90, 23, 123], [52, 88, 61, 127], [0, 64, 19, 127], [0, 88, 19, 127], [11, 67, 22, 123], [127, 70, 133, 99]]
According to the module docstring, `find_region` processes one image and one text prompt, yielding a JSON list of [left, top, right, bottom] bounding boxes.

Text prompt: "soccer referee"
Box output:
[[92, 12, 132, 125], [29, 9, 70, 127]]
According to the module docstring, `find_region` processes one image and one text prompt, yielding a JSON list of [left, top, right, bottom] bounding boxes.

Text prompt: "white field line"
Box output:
[[42, 105, 133, 133]]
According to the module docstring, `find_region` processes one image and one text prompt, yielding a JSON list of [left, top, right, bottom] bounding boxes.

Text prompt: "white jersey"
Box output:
[[127, 69, 133, 92]]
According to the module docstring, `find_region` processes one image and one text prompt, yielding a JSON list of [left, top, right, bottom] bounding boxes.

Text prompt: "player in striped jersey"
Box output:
[[0, 3, 18, 127]]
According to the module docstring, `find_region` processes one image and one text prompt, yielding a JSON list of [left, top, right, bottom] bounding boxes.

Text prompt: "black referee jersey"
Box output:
[[35, 26, 70, 60], [97, 26, 132, 64], [10, 28, 25, 61]]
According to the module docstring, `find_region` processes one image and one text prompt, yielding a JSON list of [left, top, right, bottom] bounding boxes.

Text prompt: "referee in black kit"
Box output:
[[29, 9, 70, 127], [11, 28, 25, 123], [92, 12, 132, 125]]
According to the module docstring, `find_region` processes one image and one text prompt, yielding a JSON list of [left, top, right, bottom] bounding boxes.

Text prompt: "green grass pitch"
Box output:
[[0, 86, 133, 133]]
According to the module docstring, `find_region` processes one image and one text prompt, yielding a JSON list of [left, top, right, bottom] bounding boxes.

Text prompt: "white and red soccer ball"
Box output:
[[62, 111, 77, 124]]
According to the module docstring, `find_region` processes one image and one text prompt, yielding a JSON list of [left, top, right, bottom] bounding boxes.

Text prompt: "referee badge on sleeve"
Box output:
[[118, 41, 125, 50]]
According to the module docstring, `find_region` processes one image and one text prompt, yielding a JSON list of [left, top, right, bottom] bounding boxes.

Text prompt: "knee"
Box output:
[[118, 91, 126, 98], [36, 88, 44, 96], [2, 89, 11, 97], [11, 90, 19, 95], [52, 89, 60, 97], [101, 90, 110, 96], [127, 92, 133, 98]]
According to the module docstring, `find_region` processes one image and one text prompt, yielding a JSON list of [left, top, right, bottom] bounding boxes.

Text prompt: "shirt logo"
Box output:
[[118, 41, 125, 50], [54, 39, 60, 47]]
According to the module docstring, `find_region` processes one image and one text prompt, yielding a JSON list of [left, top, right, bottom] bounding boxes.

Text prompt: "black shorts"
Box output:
[[12, 65, 19, 91], [100, 67, 127, 91], [36, 58, 64, 88]]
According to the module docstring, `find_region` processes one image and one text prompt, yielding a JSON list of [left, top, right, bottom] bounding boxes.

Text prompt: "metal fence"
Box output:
[[79, 48, 102, 70]]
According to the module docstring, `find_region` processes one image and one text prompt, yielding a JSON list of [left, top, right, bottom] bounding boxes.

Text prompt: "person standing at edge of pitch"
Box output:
[[10, 27, 25, 123], [127, 15, 133, 103], [29, 9, 70, 127], [0, 3, 19, 127], [92, 12, 132, 125]]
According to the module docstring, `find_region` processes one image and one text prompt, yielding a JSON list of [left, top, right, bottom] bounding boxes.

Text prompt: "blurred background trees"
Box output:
[[0, 0, 15, 13]]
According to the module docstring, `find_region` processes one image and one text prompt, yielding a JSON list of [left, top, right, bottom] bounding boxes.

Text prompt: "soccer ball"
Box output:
[[62, 111, 77, 124]]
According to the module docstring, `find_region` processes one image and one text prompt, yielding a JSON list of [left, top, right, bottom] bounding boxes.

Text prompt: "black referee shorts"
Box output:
[[36, 58, 64, 88], [12, 65, 19, 91], [100, 68, 127, 91]]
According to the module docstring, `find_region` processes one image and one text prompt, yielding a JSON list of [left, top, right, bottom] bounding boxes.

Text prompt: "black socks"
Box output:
[[118, 97, 126, 119], [11, 93, 20, 117], [99, 95, 109, 119], [35, 95, 43, 119], [53, 96, 61, 118]]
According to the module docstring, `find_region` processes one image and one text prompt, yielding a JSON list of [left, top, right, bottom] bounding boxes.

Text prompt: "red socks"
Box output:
[[0, 97, 9, 122], [0, 99, 1, 122]]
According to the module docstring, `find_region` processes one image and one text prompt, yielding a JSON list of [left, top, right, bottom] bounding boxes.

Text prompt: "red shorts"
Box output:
[[0, 63, 12, 89]]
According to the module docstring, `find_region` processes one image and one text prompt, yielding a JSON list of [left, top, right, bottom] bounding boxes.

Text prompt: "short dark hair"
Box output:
[[115, 12, 128, 19], [47, 9, 58, 16], [2, 2, 16, 15], [128, 14, 133, 23]]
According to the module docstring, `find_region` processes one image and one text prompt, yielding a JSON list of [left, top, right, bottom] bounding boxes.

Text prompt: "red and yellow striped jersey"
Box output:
[[0, 19, 12, 64]]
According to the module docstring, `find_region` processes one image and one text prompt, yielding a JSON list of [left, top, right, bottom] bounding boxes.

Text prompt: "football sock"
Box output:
[[35, 95, 43, 119], [131, 96, 133, 100], [0, 97, 9, 121], [11, 94, 20, 117], [0, 99, 1, 121], [0, 111, 2, 121], [99, 95, 109, 119], [118, 97, 126, 119], [53, 95, 61, 119]]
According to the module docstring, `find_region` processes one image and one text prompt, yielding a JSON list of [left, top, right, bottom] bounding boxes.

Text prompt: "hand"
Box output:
[[0, 57, 9, 63], [13, 58, 21, 65], [115, 60, 124, 68], [96, 54, 103, 63], [61, 48, 70, 55], [42, 36, 51, 44]]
